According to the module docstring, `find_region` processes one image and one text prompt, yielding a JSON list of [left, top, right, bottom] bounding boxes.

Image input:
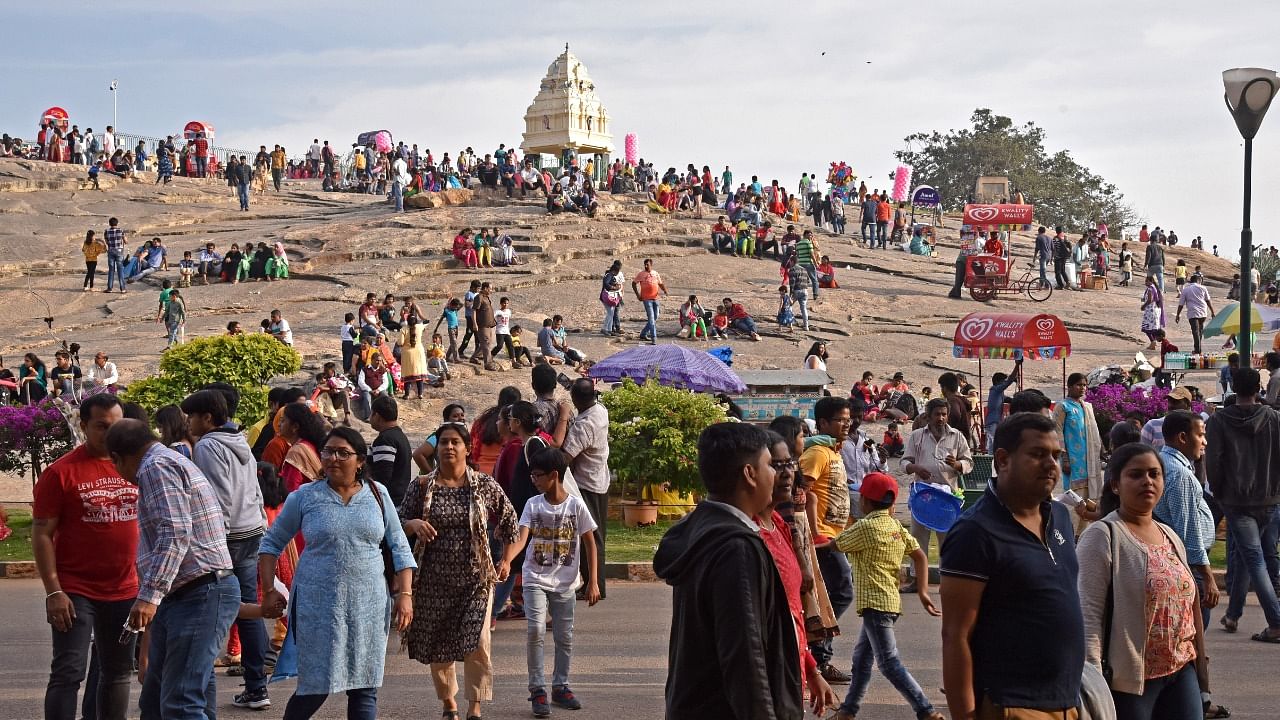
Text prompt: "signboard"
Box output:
[[729, 393, 818, 422], [962, 204, 1034, 226], [951, 312, 1071, 360], [911, 185, 941, 207]]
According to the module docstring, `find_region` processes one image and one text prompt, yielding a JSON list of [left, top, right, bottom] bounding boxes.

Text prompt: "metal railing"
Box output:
[[113, 131, 257, 167]]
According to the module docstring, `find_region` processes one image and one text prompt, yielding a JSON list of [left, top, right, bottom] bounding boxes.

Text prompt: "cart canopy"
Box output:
[[952, 312, 1070, 360], [183, 121, 215, 140], [41, 107, 70, 130]]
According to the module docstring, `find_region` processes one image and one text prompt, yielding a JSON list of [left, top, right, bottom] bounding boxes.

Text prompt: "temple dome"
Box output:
[[521, 44, 614, 158]]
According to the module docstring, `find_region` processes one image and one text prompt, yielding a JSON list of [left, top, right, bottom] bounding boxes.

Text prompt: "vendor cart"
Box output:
[[183, 121, 215, 141], [959, 203, 1049, 302]]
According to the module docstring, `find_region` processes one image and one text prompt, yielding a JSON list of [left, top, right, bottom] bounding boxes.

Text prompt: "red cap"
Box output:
[[859, 472, 899, 504]]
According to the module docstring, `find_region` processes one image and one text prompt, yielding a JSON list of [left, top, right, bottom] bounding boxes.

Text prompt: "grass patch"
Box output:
[[607, 518, 677, 563], [0, 508, 33, 562]]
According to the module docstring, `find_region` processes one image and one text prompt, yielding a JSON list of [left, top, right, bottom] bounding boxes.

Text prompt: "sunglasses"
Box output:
[[770, 459, 798, 472]]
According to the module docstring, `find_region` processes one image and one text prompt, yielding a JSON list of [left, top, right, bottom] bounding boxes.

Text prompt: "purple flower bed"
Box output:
[[1086, 383, 1206, 437], [0, 400, 74, 477]]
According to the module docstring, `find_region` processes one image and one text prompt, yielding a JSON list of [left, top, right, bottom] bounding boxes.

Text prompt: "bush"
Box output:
[[599, 378, 727, 499], [122, 334, 301, 425], [1085, 383, 1206, 438], [0, 399, 76, 480]]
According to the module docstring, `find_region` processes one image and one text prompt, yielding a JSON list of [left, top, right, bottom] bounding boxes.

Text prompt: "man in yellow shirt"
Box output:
[[800, 396, 853, 683], [270, 145, 287, 191], [832, 472, 943, 720]]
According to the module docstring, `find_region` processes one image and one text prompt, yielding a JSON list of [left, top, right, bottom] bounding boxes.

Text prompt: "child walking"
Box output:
[[831, 472, 943, 720], [776, 285, 796, 331], [501, 447, 600, 718]]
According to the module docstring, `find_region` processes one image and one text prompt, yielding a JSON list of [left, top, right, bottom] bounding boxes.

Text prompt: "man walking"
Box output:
[[1033, 226, 1052, 288], [106, 419, 239, 720], [103, 217, 127, 294], [181, 389, 272, 710], [860, 193, 877, 247], [901, 398, 972, 591], [470, 282, 499, 371], [1176, 273, 1215, 355], [1154, 411, 1220, 630], [632, 258, 667, 345], [235, 154, 253, 211], [1145, 237, 1166, 292], [1052, 227, 1073, 291], [562, 378, 611, 601], [270, 144, 286, 192], [796, 230, 820, 299], [33, 394, 136, 720], [940, 413, 1083, 720], [1206, 368, 1280, 640], [801, 396, 854, 683]]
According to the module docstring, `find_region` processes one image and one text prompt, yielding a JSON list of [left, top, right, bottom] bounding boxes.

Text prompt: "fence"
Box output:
[[113, 131, 257, 168]]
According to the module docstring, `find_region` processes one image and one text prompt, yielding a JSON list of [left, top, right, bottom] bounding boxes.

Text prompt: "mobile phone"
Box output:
[[556, 372, 573, 390], [118, 622, 139, 645]]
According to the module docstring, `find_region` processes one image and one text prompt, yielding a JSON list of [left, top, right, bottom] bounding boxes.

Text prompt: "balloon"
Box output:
[[624, 133, 637, 166]]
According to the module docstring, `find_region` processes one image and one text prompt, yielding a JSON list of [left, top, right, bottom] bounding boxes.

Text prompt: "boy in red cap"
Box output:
[[831, 472, 944, 720]]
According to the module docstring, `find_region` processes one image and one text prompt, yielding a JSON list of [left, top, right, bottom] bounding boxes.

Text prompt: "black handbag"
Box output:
[[367, 480, 397, 593], [1101, 521, 1117, 684]]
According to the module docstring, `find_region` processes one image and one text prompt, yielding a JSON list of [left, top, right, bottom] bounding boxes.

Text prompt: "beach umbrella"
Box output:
[[1203, 302, 1280, 337], [589, 344, 747, 394]]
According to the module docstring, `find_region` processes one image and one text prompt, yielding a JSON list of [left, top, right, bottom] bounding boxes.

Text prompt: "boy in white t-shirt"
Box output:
[[502, 446, 599, 717], [492, 296, 527, 366]]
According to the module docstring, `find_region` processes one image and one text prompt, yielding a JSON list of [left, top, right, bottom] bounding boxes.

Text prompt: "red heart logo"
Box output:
[[969, 207, 999, 222], [959, 318, 994, 342]]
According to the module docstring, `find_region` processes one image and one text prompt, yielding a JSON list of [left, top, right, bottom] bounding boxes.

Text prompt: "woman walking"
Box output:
[[399, 422, 519, 720], [1141, 275, 1165, 351], [279, 403, 327, 492], [601, 261, 625, 335], [82, 230, 105, 291], [1078, 443, 1208, 720], [399, 316, 429, 399], [259, 427, 416, 720]]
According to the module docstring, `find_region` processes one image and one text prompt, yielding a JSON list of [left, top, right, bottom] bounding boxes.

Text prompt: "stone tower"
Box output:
[[521, 44, 614, 176]]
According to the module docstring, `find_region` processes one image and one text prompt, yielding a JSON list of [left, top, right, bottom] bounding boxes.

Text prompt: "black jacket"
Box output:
[[653, 502, 802, 720], [1206, 402, 1280, 509]]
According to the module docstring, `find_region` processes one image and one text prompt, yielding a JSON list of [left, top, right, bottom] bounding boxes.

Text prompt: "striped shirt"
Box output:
[[104, 227, 125, 253], [134, 443, 232, 605], [836, 509, 919, 615], [795, 237, 815, 267]]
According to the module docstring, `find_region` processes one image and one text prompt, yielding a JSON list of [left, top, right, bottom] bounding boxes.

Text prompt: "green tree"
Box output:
[[896, 109, 1140, 231], [122, 334, 301, 425], [599, 379, 728, 499]]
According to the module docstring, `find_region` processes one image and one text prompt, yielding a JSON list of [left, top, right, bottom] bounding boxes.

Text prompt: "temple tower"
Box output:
[[521, 44, 614, 178]]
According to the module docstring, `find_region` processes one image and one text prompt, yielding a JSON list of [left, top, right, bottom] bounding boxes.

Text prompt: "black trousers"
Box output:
[[45, 594, 135, 720], [1053, 258, 1070, 289], [83, 261, 97, 288], [579, 489, 608, 600], [948, 255, 968, 298]]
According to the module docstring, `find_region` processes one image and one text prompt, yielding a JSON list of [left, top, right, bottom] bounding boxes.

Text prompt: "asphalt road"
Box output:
[[0, 579, 1272, 719]]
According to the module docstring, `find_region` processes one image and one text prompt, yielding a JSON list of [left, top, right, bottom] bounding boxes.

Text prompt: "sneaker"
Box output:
[[551, 686, 582, 710], [820, 663, 852, 684], [530, 688, 551, 717], [232, 688, 271, 710]]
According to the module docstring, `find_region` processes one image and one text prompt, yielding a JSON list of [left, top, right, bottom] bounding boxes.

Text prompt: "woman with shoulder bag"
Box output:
[[600, 260, 624, 336], [1077, 443, 1210, 720], [400, 422, 519, 720], [258, 427, 416, 720]]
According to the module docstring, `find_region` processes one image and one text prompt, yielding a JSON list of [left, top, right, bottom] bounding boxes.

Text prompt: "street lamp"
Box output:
[[109, 79, 118, 131], [1223, 67, 1279, 361]]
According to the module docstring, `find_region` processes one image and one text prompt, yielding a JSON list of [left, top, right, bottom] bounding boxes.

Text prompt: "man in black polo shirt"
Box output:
[[940, 412, 1083, 720], [369, 396, 413, 506]]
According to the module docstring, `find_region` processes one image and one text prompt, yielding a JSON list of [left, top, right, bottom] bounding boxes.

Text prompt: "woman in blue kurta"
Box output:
[[259, 426, 416, 720]]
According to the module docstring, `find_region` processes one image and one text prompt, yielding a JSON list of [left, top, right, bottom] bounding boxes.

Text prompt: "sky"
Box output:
[[5, 0, 1280, 259]]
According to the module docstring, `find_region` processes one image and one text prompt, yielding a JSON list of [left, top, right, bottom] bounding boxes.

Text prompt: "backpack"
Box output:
[[887, 390, 918, 421]]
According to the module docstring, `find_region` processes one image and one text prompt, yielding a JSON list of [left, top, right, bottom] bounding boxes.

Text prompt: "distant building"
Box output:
[[521, 44, 614, 180]]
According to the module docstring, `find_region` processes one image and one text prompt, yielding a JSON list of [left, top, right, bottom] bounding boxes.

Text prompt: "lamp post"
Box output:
[[1223, 67, 1279, 361], [109, 79, 118, 131]]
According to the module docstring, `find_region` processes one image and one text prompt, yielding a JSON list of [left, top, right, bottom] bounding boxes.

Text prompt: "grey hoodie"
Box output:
[[1206, 402, 1280, 509], [193, 427, 266, 539]]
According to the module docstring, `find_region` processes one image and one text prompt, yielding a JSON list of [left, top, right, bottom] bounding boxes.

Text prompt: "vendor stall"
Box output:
[[953, 310, 1071, 405], [729, 369, 833, 422], [41, 107, 70, 132], [183, 121, 215, 141]]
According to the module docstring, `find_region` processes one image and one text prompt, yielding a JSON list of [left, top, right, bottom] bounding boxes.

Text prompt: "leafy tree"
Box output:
[[599, 378, 727, 500], [123, 334, 301, 425], [896, 109, 1140, 231]]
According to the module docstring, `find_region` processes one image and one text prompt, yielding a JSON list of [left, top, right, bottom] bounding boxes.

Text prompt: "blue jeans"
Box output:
[[195, 156, 208, 177], [229, 536, 269, 694], [524, 584, 576, 692], [810, 547, 854, 666], [1110, 662, 1201, 720], [731, 317, 758, 336], [282, 687, 377, 720], [237, 183, 250, 210], [641, 299, 659, 341], [801, 263, 819, 298], [1192, 567, 1214, 629], [861, 220, 875, 244], [1223, 506, 1280, 629], [490, 533, 518, 619], [106, 250, 125, 291], [839, 609, 934, 717], [392, 180, 404, 212], [45, 594, 135, 720], [876, 221, 889, 247], [139, 573, 239, 720], [1148, 264, 1164, 293], [601, 303, 617, 333], [1037, 255, 1050, 287]]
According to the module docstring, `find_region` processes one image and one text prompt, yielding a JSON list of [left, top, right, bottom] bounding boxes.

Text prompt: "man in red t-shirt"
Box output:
[[194, 133, 210, 178], [33, 393, 137, 720], [631, 258, 668, 345]]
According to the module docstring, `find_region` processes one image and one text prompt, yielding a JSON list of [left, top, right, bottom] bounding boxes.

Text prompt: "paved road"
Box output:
[[0, 579, 1272, 719]]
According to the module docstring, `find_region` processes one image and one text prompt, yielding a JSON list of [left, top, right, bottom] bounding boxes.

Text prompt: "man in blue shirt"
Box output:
[[983, 360, 1022, 452], [1033, 226, 1053, 288], [1153, 410, 1219, 625], [940, 413, 1083, 720]]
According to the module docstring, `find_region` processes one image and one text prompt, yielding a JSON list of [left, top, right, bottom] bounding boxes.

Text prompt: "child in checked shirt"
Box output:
[[832, 472, 944, 720]]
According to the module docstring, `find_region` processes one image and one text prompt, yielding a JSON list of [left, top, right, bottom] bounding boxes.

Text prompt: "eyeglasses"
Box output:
[[770, 459, 798, 472], [320, 448, 357, 460]]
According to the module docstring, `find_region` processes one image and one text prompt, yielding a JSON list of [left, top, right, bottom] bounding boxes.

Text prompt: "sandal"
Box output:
[[1250, 629, 1280, 643], [1220, 616, 1238, 633], [441, 712, 459, 720], [1204, 702, 1232, 718]]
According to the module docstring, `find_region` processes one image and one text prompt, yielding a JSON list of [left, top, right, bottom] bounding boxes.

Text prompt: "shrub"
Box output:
[[122, 334, 301, 425], [1085, 383, 1206, 438], [599, 378, 728, 500], [0, 399, 76, 480]]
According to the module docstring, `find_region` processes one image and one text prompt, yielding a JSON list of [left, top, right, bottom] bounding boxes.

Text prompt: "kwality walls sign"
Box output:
[[962, 203, 1034, 226]]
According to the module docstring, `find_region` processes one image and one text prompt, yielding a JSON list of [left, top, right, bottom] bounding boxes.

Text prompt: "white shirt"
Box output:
[[270, 319, 293, 345], [519, 494, 598, 593], [901, 424, 973, 490], [340, 323, 359, 343], [494, 308, 512, 335], [562, 403, 611, 493], [1178, 283, 1212, 319], [88, 361, 118, 386], [521, 167, 542, 185], [392, 157, 408, 185], [103, 131, 115, 155], [309, 143, 322, 160]]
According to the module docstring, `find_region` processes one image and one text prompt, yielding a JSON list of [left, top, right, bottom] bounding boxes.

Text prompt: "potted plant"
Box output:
[[600, 378, 728, 527]]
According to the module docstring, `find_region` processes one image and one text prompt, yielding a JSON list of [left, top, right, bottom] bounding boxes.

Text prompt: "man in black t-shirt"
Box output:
[[49, 352, 82, 400], [940, 413, 1083, 720], [369, 396, 413, 507]]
